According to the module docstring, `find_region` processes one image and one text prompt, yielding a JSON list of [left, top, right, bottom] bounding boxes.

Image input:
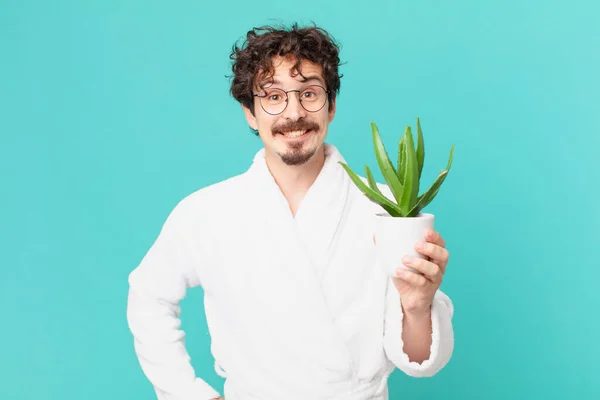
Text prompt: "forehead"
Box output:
[[257, 56, 325, 88]]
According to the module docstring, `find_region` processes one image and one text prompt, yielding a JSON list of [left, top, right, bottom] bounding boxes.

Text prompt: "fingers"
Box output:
[[401, 255, 443, 284], [415, 240, 449, 263], [415, 241, 449, 275], [396, 267, 430, 287], [426, 228, 446, 247]]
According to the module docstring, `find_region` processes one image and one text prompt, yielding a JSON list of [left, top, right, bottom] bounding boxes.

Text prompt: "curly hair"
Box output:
[[228, 22, 343, 133]]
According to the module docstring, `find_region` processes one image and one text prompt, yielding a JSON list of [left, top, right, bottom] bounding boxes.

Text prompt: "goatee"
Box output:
[[272, 119, 321, 166], [279, 144, 317, 166]]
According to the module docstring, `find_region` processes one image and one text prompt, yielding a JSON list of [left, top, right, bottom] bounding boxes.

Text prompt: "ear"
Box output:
[[242, 104, 258, 131], [328, 96, 337, 123]]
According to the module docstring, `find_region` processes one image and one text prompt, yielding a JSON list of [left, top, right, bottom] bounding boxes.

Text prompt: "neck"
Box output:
[[264, 145, 326, 215]]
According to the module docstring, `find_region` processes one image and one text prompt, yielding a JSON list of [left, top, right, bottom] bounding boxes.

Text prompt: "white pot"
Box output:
[[374, 212, 435, 277]]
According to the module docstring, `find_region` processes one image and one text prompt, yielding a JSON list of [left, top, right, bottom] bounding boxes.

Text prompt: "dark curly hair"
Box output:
[[228, 22, 344, 134]]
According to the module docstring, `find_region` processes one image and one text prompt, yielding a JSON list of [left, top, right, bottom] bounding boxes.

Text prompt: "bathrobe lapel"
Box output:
[[247, 143, 350, 282], [294, 144, 351, 279], [244, 143, 356, 380]]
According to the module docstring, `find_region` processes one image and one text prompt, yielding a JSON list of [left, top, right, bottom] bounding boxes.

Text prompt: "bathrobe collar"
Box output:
[[246, 142, 351, 274]]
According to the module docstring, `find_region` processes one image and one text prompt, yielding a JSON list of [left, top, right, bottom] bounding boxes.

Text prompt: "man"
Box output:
[[127, 23, 454, 400]]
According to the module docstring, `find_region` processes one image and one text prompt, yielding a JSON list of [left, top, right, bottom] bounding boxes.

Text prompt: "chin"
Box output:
[[279, 142, 325, 166], [279, 149, 317, 166]]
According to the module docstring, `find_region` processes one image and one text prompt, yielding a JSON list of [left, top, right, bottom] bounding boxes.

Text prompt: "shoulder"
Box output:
[[164, 172, 250, 228], [185, 172, 248, 206]]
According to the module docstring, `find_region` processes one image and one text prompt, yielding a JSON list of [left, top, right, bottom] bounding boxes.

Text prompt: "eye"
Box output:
[[263, 89, 285, 102]]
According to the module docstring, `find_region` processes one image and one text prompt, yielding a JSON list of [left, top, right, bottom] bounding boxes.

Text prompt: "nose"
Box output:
[[282, 91, 307, 120]]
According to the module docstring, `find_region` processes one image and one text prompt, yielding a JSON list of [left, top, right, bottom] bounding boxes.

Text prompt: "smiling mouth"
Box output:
[[279, 129, 312, 139]]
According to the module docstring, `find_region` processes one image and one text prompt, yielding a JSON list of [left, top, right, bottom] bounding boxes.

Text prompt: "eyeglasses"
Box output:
[[253, 85, 330, 115]]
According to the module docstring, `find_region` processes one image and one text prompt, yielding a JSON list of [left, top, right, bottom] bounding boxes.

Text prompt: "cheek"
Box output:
[[321, 112, 332, 128], [255, 113, 274, 130]]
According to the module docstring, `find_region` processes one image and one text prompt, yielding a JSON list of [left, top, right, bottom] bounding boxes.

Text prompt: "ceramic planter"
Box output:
[[374, 212, 434, 277]]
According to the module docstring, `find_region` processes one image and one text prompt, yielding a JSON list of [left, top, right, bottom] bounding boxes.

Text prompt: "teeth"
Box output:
[[282, 130, 308, 138]]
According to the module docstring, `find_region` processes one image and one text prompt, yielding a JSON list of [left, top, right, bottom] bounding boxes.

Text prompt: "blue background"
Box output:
[[1, 0, 599, 399]]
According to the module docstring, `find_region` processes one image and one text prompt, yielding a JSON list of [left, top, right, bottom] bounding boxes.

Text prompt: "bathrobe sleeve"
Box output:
[[382, 278, 455, 377], [126, 201, 221, 400]]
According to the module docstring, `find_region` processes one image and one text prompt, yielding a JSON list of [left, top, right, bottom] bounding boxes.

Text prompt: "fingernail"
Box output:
[[415, 242, 424, 250], [403, 256, 413, 264]]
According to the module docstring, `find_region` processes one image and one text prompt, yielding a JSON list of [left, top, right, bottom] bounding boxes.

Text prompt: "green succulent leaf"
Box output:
[[400, 126, 420, 214], [446, 144, 455, 172], [371, 122, 404, 205], [364, 165, 383, 195], [417, 187, 438, 204], [408, 170, 448, 216], [339, 162, 404, 216], [409, 145, 454, 216], [416, 117, 425, 180], [397, 136, 406, 186]]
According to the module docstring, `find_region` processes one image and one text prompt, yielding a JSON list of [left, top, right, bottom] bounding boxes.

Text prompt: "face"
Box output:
[[242, 56, 336, 167]]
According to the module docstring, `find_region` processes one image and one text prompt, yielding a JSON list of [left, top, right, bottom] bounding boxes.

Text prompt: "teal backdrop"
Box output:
[[1, 0, 599, 399]]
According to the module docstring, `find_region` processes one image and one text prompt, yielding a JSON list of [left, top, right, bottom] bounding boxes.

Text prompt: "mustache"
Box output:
[[272, 120, 320, 135]]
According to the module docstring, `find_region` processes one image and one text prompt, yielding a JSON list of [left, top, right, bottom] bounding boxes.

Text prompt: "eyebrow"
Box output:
[[261, 75, 325, 88]]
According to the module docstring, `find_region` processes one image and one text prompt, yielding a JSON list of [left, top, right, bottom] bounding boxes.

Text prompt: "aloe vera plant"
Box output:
[[339, 118, 454, 217]]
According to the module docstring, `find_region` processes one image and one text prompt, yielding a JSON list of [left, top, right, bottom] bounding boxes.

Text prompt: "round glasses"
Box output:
[[253, 85, 330, 115]]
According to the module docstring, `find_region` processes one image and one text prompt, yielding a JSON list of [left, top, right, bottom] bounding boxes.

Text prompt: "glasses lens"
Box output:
[[260, 88, 287, 114], [299, 86, 327, 112]]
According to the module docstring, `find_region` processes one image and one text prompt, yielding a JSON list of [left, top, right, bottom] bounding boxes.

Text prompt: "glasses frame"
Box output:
[[252, 84, 331, 115]]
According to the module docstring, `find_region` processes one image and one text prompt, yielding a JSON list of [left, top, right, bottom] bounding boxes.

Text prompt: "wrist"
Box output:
[[403, 305, 432, 321]]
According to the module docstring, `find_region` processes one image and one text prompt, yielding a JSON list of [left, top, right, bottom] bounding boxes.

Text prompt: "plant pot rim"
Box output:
[[375, 212, 434, 219]]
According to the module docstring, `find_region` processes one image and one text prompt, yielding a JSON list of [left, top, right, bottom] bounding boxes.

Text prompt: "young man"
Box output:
[[127, 23, 454, 400]]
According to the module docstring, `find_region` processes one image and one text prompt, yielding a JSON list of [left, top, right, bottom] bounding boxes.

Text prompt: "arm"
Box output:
[[382, 281, 454, 377], [401, 306, 433, 364], [126, 202, 222, 400]]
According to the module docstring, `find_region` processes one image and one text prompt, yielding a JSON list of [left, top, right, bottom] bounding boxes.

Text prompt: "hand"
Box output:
[[392, 228, 449, 317]]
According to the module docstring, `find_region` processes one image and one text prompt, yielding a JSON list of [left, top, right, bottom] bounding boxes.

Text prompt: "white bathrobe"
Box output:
[[127, 143, 454, 400]]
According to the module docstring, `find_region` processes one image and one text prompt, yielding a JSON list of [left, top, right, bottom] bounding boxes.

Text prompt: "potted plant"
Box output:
[[339, 118, 454, 277]]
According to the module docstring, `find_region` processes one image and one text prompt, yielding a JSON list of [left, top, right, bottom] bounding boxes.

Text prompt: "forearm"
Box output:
[[401, 305, 433, 364]]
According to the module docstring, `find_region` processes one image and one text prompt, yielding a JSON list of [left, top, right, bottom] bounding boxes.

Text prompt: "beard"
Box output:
[[272, 119, 321, 166], [278, 143, 317, 166]]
